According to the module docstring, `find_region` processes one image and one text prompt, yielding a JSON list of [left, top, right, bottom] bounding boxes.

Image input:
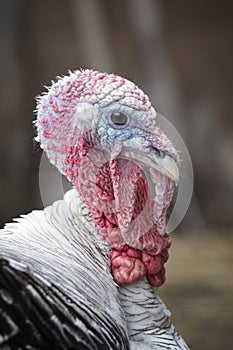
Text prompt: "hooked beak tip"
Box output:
[[159, 155, 179, 186]]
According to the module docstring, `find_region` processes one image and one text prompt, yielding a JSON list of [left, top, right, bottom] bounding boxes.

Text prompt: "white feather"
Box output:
[[0, 189, 190, 349]]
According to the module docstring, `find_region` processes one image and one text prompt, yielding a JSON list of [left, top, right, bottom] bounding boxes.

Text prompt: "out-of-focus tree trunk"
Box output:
[[72, 0, 115, 71], [0, 0, 32, 227], [160, 0, 233, 227]]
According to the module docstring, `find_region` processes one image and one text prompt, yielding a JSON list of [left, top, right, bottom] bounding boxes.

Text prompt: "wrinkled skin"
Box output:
[[36, 69, 179, 286]]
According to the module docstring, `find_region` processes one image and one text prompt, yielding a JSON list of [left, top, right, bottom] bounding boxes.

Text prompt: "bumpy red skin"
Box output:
[[63, 135, 172, 287], [36, 69, 177, 287], [110, 242, 170, 287]]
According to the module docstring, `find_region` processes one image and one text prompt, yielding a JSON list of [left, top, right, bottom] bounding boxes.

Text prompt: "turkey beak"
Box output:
[[145, 153, 179, 186], [120, 147, 179, 186]]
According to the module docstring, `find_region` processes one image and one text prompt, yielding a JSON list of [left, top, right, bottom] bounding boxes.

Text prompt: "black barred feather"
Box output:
[[0, 259, 128, 350]]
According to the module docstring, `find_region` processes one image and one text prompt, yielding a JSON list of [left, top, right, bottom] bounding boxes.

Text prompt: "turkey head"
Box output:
[[36, 69, 179, 287]]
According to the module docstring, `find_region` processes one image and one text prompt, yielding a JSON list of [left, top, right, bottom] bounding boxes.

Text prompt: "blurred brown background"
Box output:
[[0, 1, 232, 349]]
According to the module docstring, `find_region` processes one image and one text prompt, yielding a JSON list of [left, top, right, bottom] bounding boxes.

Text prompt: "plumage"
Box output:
[[0, 190, 129, 349], [0, 69, 190, 349]]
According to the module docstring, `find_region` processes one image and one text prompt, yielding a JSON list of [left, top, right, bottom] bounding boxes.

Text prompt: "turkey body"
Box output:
[[0, 189, 129, 349], [0, 189, 190, 350], [0, 69, 191, 349]]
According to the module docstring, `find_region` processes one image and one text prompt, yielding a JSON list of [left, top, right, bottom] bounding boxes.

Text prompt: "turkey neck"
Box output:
[[68, 190, 190, 350], [66, 138, 172, 287], [118, 278, 171, 338]]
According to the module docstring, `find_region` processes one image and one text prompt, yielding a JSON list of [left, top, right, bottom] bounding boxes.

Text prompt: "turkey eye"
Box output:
[[110, 112, 129, 127]]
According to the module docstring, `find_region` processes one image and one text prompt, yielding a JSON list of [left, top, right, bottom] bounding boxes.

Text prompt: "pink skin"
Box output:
[[36, 70, 178, 287]]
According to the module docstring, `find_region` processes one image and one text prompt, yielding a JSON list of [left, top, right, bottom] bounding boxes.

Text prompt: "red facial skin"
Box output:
[[63, 134, 172, 287]]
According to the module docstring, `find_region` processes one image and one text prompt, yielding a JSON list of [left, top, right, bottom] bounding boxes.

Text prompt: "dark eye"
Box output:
[[109, 112, 129, 128]]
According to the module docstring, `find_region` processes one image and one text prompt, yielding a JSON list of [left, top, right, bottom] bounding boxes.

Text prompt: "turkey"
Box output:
[[0, 69, 190, 349]]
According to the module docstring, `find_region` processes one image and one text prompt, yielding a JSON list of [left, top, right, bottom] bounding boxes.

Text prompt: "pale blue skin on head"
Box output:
[[96, 102, 152, 154]]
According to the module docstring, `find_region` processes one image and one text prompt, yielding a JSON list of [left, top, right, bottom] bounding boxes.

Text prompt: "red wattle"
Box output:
[[142, 251, 163, 275], [111, 252, 147, 285], [63, 134, 173, 288], [147, 266, 166, 287], [110, 242, 169, 287]]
